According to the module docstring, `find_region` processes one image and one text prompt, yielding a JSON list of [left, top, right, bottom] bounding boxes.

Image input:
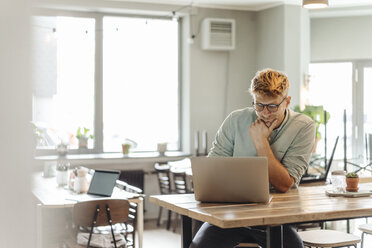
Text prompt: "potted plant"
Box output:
[[293, 105, 330, 153], [76, 127, 94, 149], [345, 172, 359, 192], [122, 143, 131, 155]]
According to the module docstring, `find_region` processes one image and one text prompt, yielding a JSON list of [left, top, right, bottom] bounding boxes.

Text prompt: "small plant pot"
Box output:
[[157, 142, 168, 155], [122, 143, 131, 155], [346, 177, 359, 192], [78, 137, 88, 149]]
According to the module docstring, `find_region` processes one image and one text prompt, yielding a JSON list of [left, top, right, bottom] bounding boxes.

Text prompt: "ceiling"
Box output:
[[106, 0, 372, 11]]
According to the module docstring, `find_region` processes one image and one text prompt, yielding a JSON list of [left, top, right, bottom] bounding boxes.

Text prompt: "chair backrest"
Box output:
[[114, 180, 140, 248], [168, 159, 193, 193], [172, 171, 190, 194], [119, 170, 144, 192], [116, 179, 143, 194], [154, 163, 172, 194], [73, 199, 130, 227]]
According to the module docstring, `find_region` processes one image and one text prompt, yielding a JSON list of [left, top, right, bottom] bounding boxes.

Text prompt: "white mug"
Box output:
[[157, 142, 168, 154]]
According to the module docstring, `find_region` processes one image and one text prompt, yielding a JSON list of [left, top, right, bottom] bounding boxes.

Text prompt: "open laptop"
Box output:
[[67, 169, 120, 201], [191, 157, 271, 203], [300, 136, 339, 184]]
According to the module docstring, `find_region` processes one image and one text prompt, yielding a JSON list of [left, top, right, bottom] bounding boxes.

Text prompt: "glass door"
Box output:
[[360, 62, 372, 159], [308, 62, 353, 160]]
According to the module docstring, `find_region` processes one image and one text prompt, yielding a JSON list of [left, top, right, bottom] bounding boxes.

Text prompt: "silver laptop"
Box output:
[[191, 157, 271, 203]]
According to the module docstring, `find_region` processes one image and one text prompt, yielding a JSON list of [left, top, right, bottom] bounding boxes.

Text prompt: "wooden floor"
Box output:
[[143, 218, 372, 248]]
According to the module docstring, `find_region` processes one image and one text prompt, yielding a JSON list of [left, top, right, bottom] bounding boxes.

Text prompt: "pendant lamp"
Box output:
[[302, 0, 329, 9]]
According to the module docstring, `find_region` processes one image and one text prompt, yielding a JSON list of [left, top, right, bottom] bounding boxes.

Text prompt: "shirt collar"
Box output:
[[269, 109, 289, 143], [274, 108, 289, 133]]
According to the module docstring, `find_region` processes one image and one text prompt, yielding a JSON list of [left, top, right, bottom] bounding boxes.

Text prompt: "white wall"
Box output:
[[0, 0, 36, 247], [256, 5, 285, 71], [256, 5, 310, 107], [186, 8, 257, 154], [311, 15, 372, 61], [300, 6, 310, 107], [284, 5, 310, 107]]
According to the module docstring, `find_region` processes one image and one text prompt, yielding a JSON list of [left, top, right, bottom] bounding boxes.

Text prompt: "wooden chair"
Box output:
[[171, 170, 193, 232], [172, 170, 190, 194], [72, 198, 130, 248], [154, 163, 173, 230], [358, 223, 372, 248], [115, 180, 143, 248], [298, 229, 361, 248]]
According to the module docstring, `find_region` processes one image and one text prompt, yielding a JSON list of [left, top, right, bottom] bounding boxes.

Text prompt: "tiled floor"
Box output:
[[143, 220, 181, 248], [143, 219, 372, 248]]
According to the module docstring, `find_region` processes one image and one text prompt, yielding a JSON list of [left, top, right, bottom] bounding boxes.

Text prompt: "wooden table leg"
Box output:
[[181, 215, 192, 248], [137, 197, 144, 248], [37, 204, 43, 248]]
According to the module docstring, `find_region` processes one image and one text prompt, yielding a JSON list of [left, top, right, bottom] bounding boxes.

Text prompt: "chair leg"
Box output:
[[320, 221, 325, 229], [166, 210, 172, 230], [361, 232, 365, 248], [132, 219, 136, 248], [173, 213, 179, 233], [157, 206, 163, 226]]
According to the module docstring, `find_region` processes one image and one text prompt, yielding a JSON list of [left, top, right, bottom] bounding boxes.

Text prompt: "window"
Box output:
[[308, 61, 372, 161], [103, 17, 179, 152], [32, 16, 95, 150], [308, 62, 352, 159], [32, 13, 180, 154]]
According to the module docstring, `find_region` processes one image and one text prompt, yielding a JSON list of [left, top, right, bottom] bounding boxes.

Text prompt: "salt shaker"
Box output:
[[331, 170, 346, 193]]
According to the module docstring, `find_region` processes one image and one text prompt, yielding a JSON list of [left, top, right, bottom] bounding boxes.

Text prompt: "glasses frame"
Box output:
[[252, 97, 287, 113]]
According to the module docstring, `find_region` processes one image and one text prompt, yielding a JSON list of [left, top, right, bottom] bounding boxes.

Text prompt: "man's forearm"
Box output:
[[255, 139, 294, 192]]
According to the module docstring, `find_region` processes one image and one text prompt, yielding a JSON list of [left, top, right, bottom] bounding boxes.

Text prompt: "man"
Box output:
[[190, 69, 315, 248]]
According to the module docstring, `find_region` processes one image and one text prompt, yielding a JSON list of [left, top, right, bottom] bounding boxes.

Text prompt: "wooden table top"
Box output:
[[150, 183, 372, 229], [32, 172, 142, 208]]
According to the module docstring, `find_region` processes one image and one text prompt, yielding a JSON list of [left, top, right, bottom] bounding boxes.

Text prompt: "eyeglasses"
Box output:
[[252, 97, 287, 113]]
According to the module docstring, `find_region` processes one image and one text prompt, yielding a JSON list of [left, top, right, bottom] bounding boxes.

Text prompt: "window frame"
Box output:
[[33, 9, 182, 156]]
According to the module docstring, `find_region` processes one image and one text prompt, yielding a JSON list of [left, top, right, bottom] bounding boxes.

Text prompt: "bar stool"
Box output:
[[359, 223, 372, 248], [298, 229, 361, 248]]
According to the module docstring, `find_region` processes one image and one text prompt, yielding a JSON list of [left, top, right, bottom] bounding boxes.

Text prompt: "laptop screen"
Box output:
[[87, 170, 120, 196]]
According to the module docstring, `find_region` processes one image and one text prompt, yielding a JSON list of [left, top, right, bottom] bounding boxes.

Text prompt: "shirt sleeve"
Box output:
[[208, 113, 234, 157], [282, 121, 315, 187]]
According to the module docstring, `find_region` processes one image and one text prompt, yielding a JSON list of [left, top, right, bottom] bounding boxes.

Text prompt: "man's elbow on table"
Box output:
[[274, 177, 295, 193]]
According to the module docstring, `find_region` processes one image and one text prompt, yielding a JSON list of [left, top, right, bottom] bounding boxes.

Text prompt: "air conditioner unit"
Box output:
[[201, 18, 235, 51]]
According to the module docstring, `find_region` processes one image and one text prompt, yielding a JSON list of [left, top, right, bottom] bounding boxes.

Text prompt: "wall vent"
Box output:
[[201, 18, 235, 51]]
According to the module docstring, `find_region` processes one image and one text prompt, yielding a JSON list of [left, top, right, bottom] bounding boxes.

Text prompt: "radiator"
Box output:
[[119, 170, 145, 191]]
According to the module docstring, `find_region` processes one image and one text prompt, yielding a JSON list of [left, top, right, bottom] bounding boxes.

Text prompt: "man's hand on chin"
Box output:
[[249, 118, 278, 144]]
